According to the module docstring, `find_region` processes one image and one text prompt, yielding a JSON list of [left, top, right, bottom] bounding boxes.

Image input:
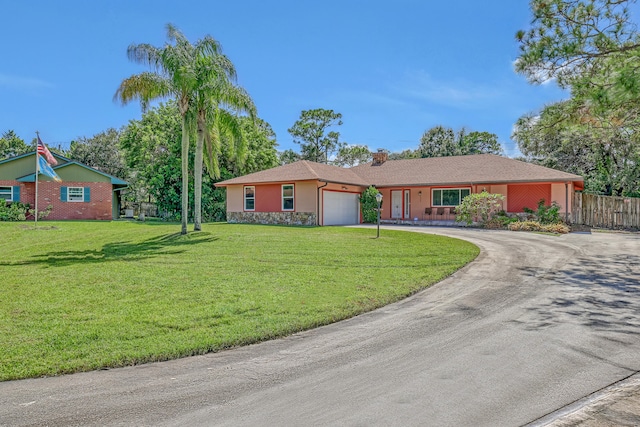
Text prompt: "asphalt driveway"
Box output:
[[1, 226, 639, 426]]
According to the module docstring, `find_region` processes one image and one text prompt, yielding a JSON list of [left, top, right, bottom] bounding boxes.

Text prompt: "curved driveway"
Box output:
[[1, 227, 639, 426]]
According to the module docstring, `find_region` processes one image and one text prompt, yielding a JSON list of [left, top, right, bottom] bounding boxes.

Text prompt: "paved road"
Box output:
[[1, 227, 639, 427]]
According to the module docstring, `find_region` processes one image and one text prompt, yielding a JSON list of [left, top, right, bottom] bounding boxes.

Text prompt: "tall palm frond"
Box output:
[[191, 51, 256, 230], [113, 73, 172, 112], [125, 43, 163, 70], [203, 108, 247, 179]]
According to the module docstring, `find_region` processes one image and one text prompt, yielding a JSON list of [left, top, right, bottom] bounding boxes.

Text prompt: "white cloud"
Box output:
[[330, 89, 412, 110], [511, 59, 556, 86], [0, 74, 54, 90], [352, 91, 411, 108], [395, 70, 506, 109]]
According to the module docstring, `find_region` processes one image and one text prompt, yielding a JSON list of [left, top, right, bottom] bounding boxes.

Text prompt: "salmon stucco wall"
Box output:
[[225, 185, 244, 212], [409, 188, 429, 220], [551, 182, 573, 214], [254, 184, 285, 212], [380, 185, 516, 220], [225, 181, 318, 213], [487, 185, 508, 211], [376, 188, 390, 220], [294, 181, 318, 212]]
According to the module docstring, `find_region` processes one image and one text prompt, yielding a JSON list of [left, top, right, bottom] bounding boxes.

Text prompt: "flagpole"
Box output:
[[34, 131, 39, 228]]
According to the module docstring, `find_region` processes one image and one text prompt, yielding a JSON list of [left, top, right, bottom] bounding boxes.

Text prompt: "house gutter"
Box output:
[[317, 181, 329, 226]]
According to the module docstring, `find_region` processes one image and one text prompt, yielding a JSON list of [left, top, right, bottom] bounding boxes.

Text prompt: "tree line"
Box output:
[[280, 108, 503, 165], [514, 0, 640, 197]]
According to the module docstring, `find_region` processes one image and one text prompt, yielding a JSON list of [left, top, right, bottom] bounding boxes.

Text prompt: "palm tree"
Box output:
[[192, 56, 257, 230], [114, 24, 221, 234]]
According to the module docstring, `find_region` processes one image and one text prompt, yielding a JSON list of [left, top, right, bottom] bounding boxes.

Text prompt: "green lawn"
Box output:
[[0, 222, 479, 381]]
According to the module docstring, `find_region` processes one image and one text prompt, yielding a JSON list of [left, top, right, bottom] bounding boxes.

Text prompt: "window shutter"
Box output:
[[84, 187, 91, 202], [13, 186, 20, 202], [60, 186, 67, 202]]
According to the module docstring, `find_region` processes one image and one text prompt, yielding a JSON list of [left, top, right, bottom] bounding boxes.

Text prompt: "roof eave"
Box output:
[[374, 177, 583, 188], [317, 178, 369, 187], [215, 178, 321, 187]]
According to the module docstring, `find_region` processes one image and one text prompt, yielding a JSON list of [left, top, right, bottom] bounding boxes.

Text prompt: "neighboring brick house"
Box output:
[[215, 153, 584, 226], [0, 152, 128, 220]]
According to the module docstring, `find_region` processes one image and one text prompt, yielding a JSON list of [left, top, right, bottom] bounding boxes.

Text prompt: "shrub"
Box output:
[[541, 223, 570, 234], [0, 201, 30, 221], [455, 191, 505, 226], [484, 211, 518, 229], [508, 220, 569, 234], [523, 199, 563, 224], [508, 220, 541, 232], [360, 186, 382, 223], [32, 204, 53, 220], [0, 202, 52, 221]]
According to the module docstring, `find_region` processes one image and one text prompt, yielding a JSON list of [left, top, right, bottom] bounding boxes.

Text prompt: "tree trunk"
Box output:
[[181, 114, 189, 235], [194, 114, 205, 231]]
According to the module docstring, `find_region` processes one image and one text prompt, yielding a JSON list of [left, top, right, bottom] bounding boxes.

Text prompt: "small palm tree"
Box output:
[[115, 24, 221, 234]]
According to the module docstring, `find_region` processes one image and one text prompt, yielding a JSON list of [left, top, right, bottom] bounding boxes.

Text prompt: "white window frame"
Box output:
[[67, 186, 85, 202], [244, 186, 255, 211], [432, 188, 471, 207], [0, 186, 13, 202], [282, 184, 294, 211]]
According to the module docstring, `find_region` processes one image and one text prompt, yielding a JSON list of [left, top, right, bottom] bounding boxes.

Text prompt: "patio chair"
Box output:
[[424, 207, 432, 220], [435, 207, 446, 220]]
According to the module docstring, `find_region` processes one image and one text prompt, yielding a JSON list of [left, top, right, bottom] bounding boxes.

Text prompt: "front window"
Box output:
[[432, 188, 470, 206], [404, 190, 410, 218], [244, 186, 255, 211], [67, 187, 84, 202], [282, 184, 294, 211], [0, 186, 13, 201]]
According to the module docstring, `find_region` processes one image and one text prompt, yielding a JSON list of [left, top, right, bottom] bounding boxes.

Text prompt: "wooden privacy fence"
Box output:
[[573, 193, 640, 229]]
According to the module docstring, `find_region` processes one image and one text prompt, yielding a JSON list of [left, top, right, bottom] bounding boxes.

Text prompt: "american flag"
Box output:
[[38, 155, 61, 182], [37, 135, 58, 165]]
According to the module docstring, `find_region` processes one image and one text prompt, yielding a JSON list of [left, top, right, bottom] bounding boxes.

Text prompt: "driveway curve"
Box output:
[[1, 227, 639, 426]]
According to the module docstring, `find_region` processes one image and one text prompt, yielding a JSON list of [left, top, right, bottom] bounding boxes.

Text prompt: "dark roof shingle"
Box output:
[[350, 154, 583, 186], [216, 154, 583, 187], [216, 160, 369, 186]]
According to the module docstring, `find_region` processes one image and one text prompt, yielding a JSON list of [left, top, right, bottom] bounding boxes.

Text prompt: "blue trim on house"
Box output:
[[0, 150, 70, 166], [11, 153, 127, 186]]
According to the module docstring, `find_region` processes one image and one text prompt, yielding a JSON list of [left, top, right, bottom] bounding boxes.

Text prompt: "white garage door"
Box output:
[[323, 191, 360, 225]]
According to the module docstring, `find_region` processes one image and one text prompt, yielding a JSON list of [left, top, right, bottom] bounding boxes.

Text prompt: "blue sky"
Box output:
[[1, 0, 568, 157]]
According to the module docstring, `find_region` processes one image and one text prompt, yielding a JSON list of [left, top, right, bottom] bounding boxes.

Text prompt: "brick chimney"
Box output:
[[372, 150, 388, 165]]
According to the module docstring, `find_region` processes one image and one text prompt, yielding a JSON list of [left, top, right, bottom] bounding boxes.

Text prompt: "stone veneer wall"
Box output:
[[227, 211, 316, 226]]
